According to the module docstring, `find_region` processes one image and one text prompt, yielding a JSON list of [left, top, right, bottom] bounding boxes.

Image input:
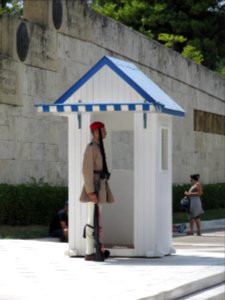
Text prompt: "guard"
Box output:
[[80, 121, 115, 261]]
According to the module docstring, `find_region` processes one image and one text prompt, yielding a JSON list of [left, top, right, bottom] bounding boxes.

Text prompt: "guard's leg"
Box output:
[[97, 204, 105, 253], [85, 202, 95, 259], [97, 204, 110, 259]]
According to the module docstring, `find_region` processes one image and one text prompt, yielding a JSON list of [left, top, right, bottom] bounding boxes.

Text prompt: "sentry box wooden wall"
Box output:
[[36, 56, 185, 257]]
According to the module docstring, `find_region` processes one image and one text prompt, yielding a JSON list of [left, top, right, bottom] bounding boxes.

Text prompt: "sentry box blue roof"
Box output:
[[36, 56, 185, 117]]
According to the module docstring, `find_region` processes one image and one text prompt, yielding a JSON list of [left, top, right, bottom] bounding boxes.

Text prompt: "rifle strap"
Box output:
[[98, 128, 109, 174], [83, 224, 94, 238]]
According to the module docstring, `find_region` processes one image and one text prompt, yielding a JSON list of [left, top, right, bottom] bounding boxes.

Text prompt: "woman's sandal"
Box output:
[[187, 231, 194, 235]]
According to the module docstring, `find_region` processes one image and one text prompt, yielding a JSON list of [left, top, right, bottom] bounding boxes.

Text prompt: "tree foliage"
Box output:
[[182, 45, 204, 64], [92, 0, 225, 75], [1, 1, 225, 75], [0, 0, 23, 16], [158, 33, 187, 48]]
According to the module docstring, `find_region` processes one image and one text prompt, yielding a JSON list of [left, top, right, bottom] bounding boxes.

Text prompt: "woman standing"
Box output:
[[184, 174, 204, 235]]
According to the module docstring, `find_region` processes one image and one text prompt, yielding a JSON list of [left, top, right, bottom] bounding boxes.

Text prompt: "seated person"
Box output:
[[173, 223, 187, 234], [49, 201, 68, 242]]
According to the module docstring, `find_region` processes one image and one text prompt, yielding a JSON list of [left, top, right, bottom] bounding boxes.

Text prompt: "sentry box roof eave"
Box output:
[[35, 55, 185, 117]]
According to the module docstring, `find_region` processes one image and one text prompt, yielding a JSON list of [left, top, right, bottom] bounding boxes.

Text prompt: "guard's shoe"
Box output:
[[84, 253, 96, 261], [85, 250, 110, 261], [103, 250, 110, 259], [187, 231, 194, 235]]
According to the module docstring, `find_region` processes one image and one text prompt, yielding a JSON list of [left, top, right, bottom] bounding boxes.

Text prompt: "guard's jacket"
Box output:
[[80, 142, 115, 203]]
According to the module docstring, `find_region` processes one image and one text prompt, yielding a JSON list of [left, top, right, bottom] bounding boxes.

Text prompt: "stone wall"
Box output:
[[0, 0, 224, 184]]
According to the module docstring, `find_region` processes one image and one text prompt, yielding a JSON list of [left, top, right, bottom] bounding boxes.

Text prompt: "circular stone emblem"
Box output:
[[52, 0, 63, 30], [16, 22, 29, 62]]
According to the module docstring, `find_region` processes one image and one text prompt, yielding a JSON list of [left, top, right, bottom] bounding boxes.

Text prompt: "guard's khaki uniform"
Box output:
[[80, 141, 114, 256], [80, 142, 115, 203]]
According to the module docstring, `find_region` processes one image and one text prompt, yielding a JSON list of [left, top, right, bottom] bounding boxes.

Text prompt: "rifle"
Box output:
[[82, 176, 104, 261], [93, 202, 105, 261]]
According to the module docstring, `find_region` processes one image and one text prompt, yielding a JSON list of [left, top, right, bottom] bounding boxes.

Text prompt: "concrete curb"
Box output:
[[175, 219, 225, 233], [144, 271, 225, 300], [201, 219, 225, 231], [180, 283, 225, 300]]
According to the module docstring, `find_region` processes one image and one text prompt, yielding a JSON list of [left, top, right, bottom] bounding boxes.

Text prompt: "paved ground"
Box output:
[[0, 230, 224, 300]]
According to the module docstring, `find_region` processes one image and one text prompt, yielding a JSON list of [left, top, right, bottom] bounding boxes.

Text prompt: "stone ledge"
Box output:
[[35, 237, 61, 242]]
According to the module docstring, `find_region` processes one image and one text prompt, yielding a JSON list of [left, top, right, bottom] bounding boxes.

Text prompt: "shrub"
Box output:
[[0, 181, 68, 226], [0, 182, 224, 225], [173, 182, 225, 213]]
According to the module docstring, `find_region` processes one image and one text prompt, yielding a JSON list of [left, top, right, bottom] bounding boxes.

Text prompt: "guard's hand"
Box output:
[[88, 193, 98, 204], [184, 191, 189, 196]]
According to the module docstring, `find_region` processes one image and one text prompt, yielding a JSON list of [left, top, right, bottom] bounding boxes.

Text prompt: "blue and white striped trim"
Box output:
[[36, 103, 156, 113]]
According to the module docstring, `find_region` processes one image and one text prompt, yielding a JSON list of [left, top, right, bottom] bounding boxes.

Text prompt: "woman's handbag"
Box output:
[[180, 196, 190, 212]]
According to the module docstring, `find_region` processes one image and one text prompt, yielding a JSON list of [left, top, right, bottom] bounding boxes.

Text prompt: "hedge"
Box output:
[[0, 181, 67, 226], [173, 183, 225, 213], [0, 182, 224, 226]]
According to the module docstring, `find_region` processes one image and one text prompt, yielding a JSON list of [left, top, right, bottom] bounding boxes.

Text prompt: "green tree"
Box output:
[[0, 0, 23, 15], [216, 58, 225, 77], [92, 0, 225, 75], [158, 33, 187, 49], [182, 45, 204, 64]]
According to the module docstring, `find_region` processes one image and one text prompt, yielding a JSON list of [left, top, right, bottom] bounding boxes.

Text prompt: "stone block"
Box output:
[[44, 119, 67, 146], [14, 142, 31, 161], [23, 0, 49, 27], [47, 161, 67, 185], [58, 143, 67, 162], [22, 160, 48, 183], [82, 43, 107, 67], [0, 125, 10, 140], [202, 166, 210, 183], [58, 36, 105, 71], [0, 160, 15, 183], [21, 96, 38, 118], [0, 106, 9, 126], [11, 117, 47, 144], [44, 144, 59, 162], [0, 141, 15, 160], [56, 58, 86, 98], [194, 133, 206, 153], [57, 34, 91, 66], [24, 23, 57, 71], [23, 66, 57, 100], [8, 116, 23, 141], [0, 14, 14, 56], [30, 143, 45, 161], [59, 0, 88, 40], [85, 9, 106, 47], [30, 117, 56, 144], [8, 116, 23, 142], [86, 10, 118, 51], [0, 55, 23, 106]]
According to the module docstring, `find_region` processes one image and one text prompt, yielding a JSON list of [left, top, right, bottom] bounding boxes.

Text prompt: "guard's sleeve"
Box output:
[[82, 145, 95, 194]]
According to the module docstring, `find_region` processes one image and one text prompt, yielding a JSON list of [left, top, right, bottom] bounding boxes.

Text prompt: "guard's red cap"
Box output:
[[90, 121, 105, 131]]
